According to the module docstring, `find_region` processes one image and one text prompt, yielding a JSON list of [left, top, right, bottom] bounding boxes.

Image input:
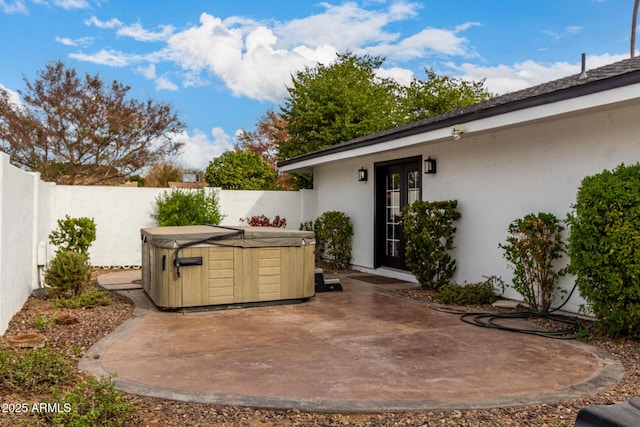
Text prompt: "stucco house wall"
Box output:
[[310, 100, 639, 313], [280, 58, 640, 314]]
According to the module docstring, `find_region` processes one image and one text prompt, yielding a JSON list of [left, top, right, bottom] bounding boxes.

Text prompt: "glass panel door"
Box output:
[[375, 157, 422, 270], [386, 170, 401, 258]]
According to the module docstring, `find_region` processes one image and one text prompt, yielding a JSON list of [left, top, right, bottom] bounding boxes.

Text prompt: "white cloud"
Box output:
[[55, 36, 93, 47], [54, 0, 88, 9], [0, 0, 27, 14], [368, 24, 478, 60], [543, 25, 583, 41], [166, 13, 336, 101], [454, 53, 629, 94], [136, 63, 156, 79], [72, 1, 476, 103], [117, 22, 175, 42], [84, 16, 122, 29], [375, 66, 414, 86], [155, 76, 178, 91], [172, 128, 234, 170], [69, 49, 143, 66]]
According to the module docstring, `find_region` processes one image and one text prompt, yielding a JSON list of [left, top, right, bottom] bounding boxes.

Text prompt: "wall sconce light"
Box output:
[[424, 156, 437, 174], [358, 167, 368, 182], [451, 124, 467, 141]]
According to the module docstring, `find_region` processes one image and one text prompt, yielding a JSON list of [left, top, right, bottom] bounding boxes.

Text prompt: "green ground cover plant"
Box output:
[[436, 276, 505, 305], [37, 375, 136, 427], [0, 345, 74, 393]]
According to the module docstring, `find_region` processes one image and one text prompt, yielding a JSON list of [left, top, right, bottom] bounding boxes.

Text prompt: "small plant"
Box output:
[[152, 188, 224, 226], [45, 251, 92, 297], [500, 212, 567, 313], [240, 214, 287, 228], [0, 345, 74, 393], [402, 200, 461, 289], [436, 276, 505, 305], [38, 375, 136, 427], [314, 211, 353, 270], [34, 314, 54, 331], [53, 287, 111, 309], [49, 215, 96, 255], [299, 220, 315, 232]]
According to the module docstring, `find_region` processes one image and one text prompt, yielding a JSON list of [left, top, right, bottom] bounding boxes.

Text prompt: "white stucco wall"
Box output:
[[52, 185, 164, 267], [52, 186, 312, 267], [312, 101, 640, 313], [0, 152, 54, 333]]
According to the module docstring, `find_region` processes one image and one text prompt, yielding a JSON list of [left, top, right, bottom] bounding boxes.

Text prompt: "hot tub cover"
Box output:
[[141, 225, 315, 249]]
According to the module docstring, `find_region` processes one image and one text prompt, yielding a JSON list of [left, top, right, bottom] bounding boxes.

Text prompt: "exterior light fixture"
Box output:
[[358, 167, 368, 182], [424, 156, 437, 174]]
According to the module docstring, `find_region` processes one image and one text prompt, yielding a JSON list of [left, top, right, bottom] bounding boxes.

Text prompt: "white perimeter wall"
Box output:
[[0, 152, 54, 334], [51, 187, 314, 267], [0, 162, 315, 334], [313, 101, 640, 314]]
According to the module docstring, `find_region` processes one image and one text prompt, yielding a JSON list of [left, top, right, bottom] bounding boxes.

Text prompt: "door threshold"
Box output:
[[353, 266, 418, 284]]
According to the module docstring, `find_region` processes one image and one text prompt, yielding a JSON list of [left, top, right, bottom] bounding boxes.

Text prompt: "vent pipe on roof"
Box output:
[[578, 53, 588, 80]]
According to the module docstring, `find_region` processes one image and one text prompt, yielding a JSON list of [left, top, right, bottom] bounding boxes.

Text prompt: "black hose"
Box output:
[[429, 283, 587, 339]]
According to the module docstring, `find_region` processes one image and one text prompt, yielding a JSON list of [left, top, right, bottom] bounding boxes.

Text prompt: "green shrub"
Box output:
[[0, 345, 74, 393], [152, 188, 224, 226], [436, 276, 505, 305], [38, 375, 136, 427], [53, 287, 111, 309], [402, 200, 461, 289], [566, 163, 640, 338], [500, 212, 567, 313], [45, 251, 92, 297], [314, 211, 353, 270], [204, 150, 278, 190], [49, 215, 96, 255]]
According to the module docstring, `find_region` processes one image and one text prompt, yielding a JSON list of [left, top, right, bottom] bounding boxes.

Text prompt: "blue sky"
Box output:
[[0, 0, 632, 170]]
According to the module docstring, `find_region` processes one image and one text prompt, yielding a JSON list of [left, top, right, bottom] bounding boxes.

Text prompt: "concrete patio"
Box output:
[[80, 270, 623, 412]]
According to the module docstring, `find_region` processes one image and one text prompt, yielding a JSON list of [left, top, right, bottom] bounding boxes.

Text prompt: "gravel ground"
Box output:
[[1, 273, 639, 426]]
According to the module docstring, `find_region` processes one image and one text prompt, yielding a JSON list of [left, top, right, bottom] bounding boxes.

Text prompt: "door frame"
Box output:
[[374, 155, 422, 270]]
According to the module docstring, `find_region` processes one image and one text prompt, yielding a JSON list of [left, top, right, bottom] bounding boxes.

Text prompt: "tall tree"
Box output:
[[399, 69, 493, 123], [237, 109, 295, 189], [279, 52, 401, 160], [278, 53, 492, 163], [236, 109, 288, 167], [0, 61, 184, 184]]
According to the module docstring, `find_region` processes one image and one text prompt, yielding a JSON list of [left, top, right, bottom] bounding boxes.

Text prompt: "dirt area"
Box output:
[[1, 274, 639, 426]]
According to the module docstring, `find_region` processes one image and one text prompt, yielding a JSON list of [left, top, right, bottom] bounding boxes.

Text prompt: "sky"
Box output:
[[0, 0, 633, 171]]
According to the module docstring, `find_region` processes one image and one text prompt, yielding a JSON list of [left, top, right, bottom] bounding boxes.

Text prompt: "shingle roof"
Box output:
[[279, 56, 640, 167]]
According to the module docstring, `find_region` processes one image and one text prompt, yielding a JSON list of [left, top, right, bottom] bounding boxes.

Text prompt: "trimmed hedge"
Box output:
[[566, 163, 640, 338]]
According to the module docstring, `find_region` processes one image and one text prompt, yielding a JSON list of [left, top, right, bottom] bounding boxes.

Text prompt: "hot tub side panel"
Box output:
[[143, 243, 315, 309]]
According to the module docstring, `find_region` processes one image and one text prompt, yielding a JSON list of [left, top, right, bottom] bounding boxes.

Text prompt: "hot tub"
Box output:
[[141, 225, 315, 309]]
